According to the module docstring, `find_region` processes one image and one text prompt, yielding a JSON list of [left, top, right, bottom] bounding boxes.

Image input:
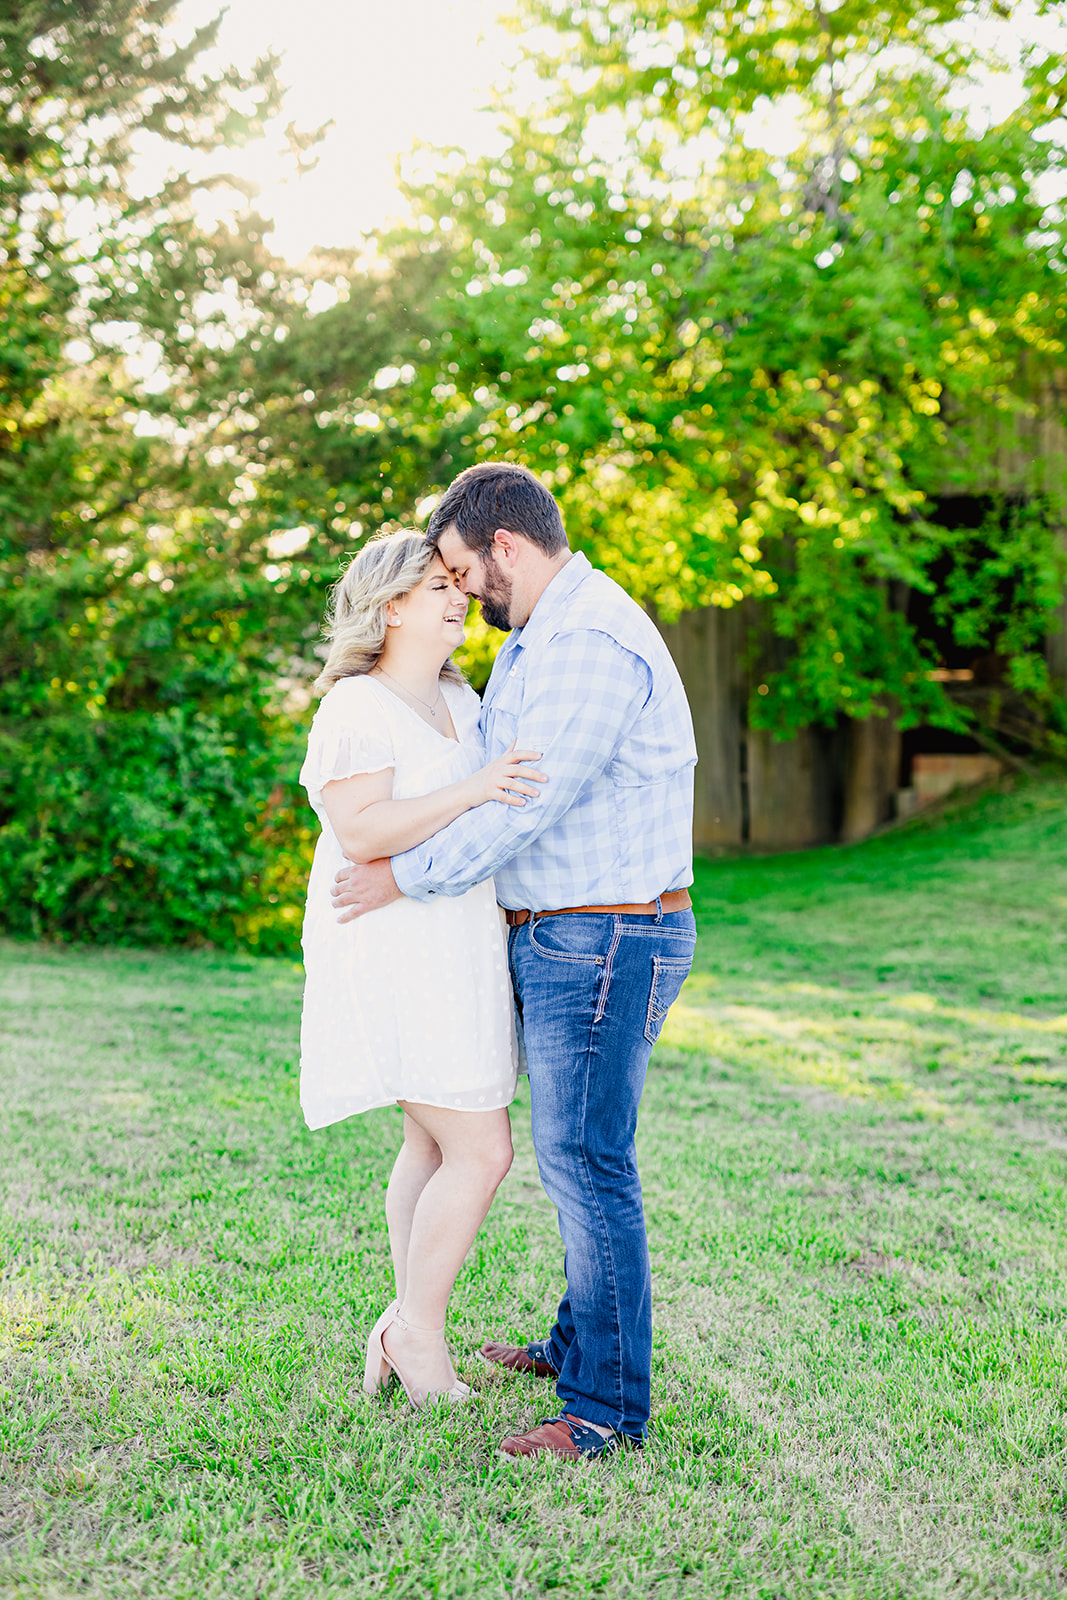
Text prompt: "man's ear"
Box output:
[[492, 527, 520, 566]]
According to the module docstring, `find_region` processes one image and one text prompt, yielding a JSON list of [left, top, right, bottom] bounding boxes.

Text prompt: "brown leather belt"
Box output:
[[504, 889, 691, 928]]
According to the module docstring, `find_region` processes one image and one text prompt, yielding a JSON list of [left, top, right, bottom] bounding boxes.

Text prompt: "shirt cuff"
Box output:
[[391, 844, 436, 902]]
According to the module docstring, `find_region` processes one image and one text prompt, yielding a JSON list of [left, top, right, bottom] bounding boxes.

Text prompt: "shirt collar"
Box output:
[[508, 551, 591, 655]]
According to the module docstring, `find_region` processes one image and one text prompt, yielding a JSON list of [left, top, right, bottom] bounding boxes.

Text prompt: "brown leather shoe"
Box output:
[[479, 1340, 558, 1379], [500, 1413, 620, 1460]]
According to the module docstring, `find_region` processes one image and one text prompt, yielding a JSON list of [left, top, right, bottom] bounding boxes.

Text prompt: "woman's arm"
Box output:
[[321, 748, 546, 864]]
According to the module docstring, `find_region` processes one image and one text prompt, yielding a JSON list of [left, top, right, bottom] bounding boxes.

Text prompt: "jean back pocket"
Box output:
[[644, 954, 692, 1044]]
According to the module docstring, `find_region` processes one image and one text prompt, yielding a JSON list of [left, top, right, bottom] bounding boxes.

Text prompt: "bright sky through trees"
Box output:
[[139, 0, 523, 260], [145, 0, 1065, 265]]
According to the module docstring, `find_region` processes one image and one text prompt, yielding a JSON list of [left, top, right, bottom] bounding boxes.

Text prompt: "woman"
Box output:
[[298, 530, 544, 1409]]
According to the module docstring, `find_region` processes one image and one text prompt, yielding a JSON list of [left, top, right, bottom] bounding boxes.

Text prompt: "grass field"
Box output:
[[1, 777, 1066, 1599]]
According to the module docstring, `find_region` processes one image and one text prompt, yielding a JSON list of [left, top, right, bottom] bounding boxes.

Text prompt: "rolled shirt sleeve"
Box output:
[[392, 629, 651, 902]]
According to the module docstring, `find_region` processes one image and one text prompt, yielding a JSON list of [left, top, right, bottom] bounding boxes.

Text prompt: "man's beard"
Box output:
[[478, 563, 514, 632]]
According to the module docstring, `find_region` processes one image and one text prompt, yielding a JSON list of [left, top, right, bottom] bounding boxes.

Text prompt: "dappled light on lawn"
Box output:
[[1, 780, 1066, 1595], [663, 972, 1067, 1118]]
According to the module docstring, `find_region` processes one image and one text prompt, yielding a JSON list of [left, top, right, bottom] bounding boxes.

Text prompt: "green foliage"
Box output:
[[0, 0, 281, 546], [0, 6, 452, 946], [0, 707, 305, 948], [0, 1, 312, 949], [383, 0, 1067, 732], [930, 498, 1065, 660], [530, 0, 980, 121], [1, 0, 1064, 950]]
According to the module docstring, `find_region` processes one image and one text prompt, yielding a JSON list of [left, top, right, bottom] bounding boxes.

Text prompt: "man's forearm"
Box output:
[[392, 800, 531, 901]]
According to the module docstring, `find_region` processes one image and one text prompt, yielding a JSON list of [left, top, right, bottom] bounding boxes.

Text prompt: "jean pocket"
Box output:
[[644, 954, 692, 1044], [528, 914, 608, 965]]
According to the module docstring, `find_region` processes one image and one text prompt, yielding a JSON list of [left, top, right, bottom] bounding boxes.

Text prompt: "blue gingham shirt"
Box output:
[[392, 552, 697, 911]]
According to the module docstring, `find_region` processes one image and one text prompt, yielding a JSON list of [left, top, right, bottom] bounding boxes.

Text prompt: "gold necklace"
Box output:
[[375, 667, 443, 719]]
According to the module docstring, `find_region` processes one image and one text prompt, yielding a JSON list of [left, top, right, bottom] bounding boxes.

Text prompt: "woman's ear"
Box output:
[[385, 601, 403, 628]]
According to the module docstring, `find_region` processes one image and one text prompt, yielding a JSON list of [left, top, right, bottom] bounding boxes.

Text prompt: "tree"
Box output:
[[0, 1, 302, 945], [5, 1, 1065, 948], [387, 0, 1067, 742], [0, 2, 500, 946]]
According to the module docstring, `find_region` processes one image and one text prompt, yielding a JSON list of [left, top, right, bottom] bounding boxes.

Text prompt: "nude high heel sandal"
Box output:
[[363, 1305, 471, 1408], [363, 1300, 400, 1396]]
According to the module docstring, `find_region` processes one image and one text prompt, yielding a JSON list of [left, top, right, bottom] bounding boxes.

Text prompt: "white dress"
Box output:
[[298, 673, 518, 1130]]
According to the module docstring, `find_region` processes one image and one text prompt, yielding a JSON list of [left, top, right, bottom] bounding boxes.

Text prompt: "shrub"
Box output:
[[0, 709, 310, 951]]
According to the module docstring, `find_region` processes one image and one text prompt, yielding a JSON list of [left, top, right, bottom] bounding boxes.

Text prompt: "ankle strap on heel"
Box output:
[[393, 1312, 446, 1335]]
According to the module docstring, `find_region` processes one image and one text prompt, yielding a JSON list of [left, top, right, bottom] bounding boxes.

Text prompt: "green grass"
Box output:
[[1, 776, 1066, 1599]]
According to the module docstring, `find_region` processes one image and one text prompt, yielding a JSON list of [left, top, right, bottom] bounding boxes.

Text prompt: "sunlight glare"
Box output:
[[140, 0, 523, 262]]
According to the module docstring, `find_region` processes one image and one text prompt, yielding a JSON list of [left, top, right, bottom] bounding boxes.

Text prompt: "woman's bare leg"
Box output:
[[385, 1112, 442, 1304], [382, 1102, 513, 1395]]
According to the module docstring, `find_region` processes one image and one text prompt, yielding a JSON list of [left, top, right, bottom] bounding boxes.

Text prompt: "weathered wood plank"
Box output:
[[842, 713, 902, 842], [747, 725, 839, 848], [657, 603, 745, 850]]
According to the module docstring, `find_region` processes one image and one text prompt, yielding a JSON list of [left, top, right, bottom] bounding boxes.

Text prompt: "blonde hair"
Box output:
[[313, 530, 465, 695]]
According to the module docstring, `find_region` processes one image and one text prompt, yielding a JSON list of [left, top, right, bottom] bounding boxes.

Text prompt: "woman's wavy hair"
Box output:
[[313, 530, 465, 696]]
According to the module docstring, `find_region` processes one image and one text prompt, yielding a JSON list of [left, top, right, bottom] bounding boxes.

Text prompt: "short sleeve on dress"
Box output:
[[300, 678, 395, 809]]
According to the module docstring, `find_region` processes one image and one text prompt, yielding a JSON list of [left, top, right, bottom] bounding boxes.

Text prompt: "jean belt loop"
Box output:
[[654, 894, 663, 923]]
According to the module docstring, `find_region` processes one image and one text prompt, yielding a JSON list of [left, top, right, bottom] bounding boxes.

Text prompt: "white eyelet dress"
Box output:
[[297, 673, 517, 1130]]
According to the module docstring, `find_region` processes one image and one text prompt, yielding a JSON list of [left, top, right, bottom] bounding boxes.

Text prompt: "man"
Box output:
[[331, 462, 697, 1458]]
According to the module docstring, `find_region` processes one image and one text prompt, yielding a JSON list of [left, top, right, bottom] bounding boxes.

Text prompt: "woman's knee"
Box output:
[[406, 1104, 512, 1189], [466, 1124, 514, 1191], [490, 1133, 514, 1187]]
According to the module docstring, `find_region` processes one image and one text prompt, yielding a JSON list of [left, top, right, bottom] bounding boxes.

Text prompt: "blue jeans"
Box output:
[[508, 906, 696, 1439]]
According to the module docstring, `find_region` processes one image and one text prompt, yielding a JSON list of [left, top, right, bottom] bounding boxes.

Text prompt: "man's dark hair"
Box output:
[[426, 462, 568, 556]]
